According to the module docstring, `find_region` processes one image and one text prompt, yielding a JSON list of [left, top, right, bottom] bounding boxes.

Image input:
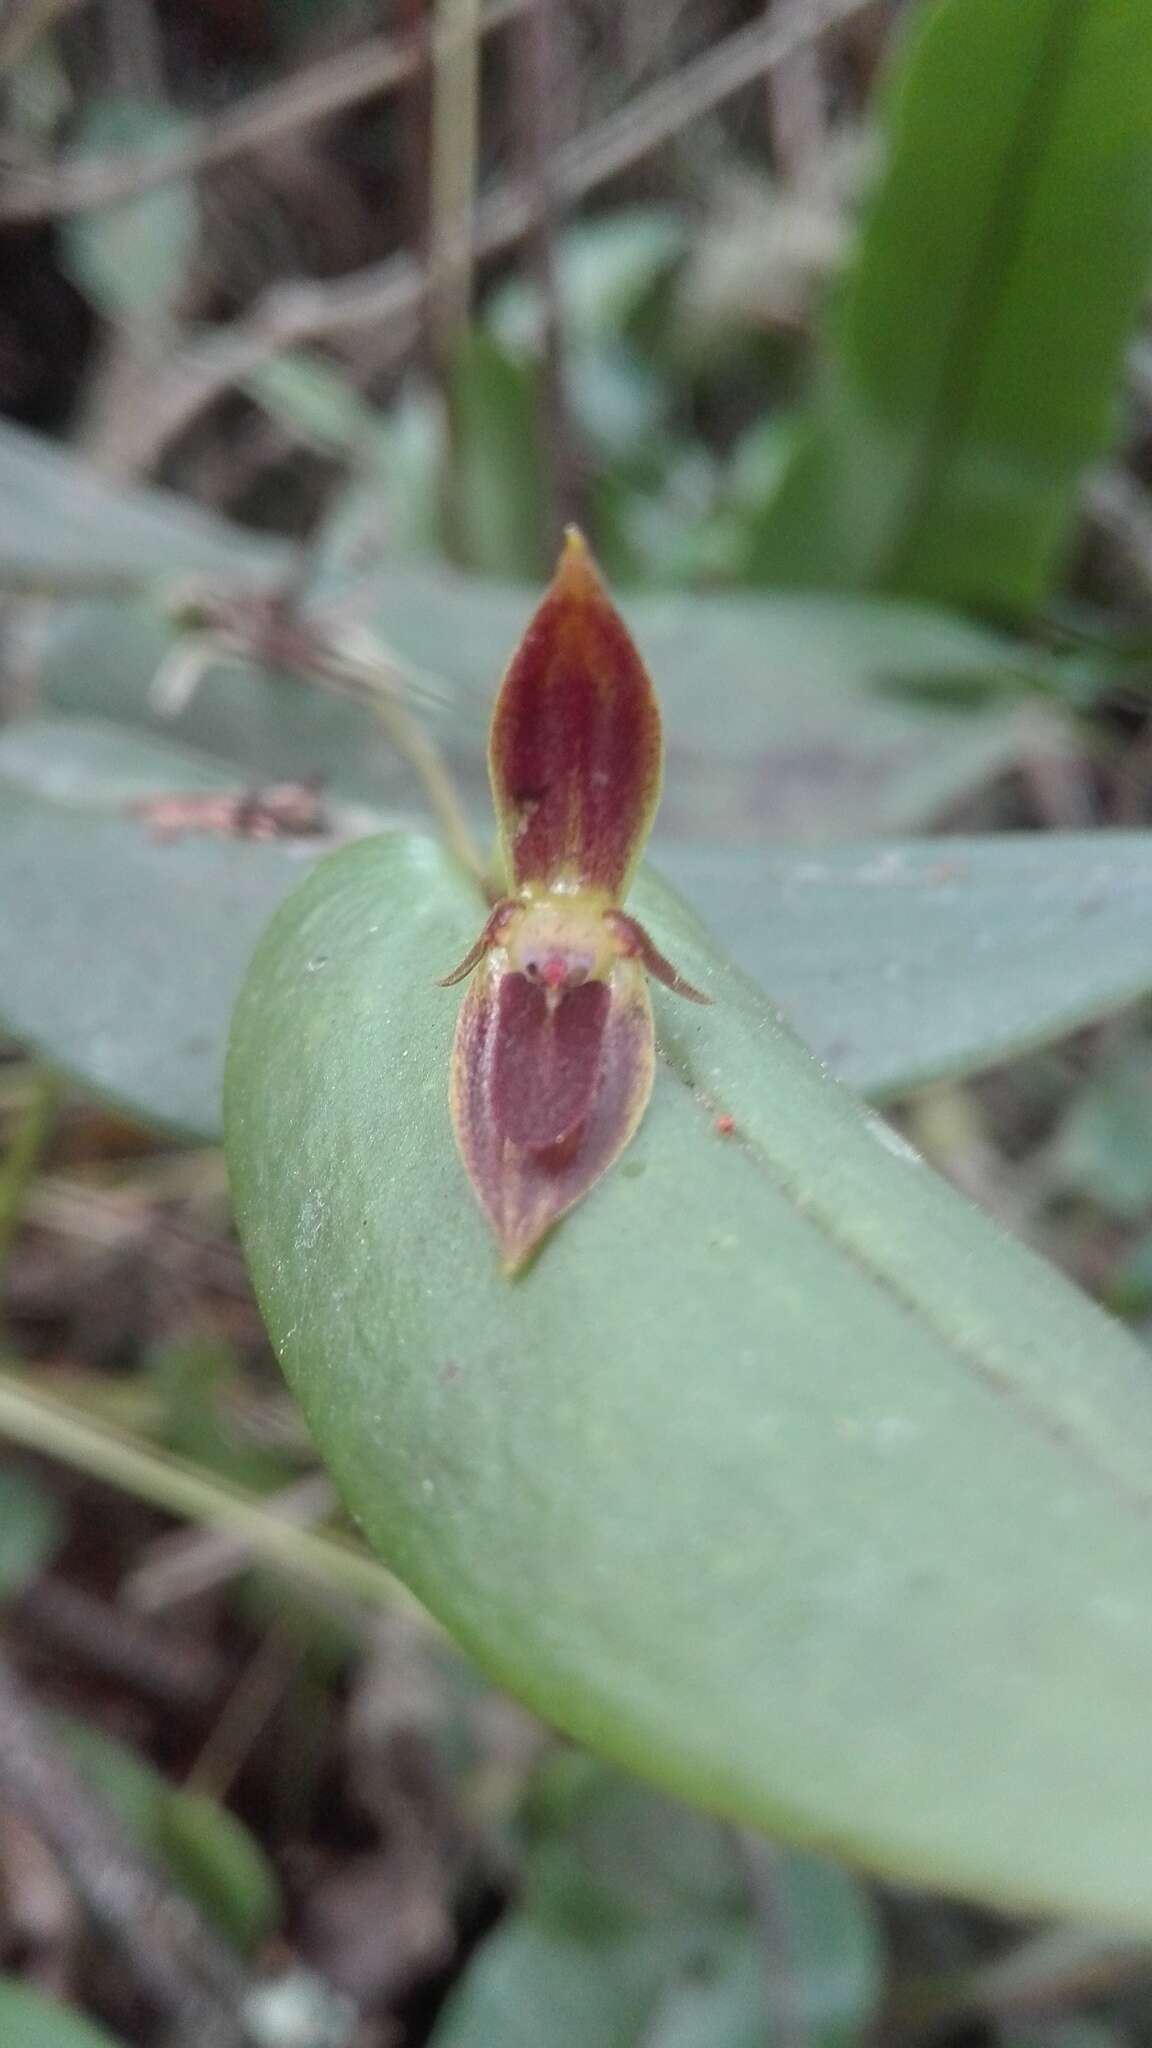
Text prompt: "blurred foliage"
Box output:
[[0, 1980, 126, 2048], [2, 0, 1152, 2043], [431, 1757, 883, 2048], [56, 1714, 280, 1954]]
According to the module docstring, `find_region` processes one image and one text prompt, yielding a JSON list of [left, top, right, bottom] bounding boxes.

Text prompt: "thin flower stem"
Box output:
[[0, 1362, 431, 1616], [378, 691, 486, 883], [317, 635, 487, 884]]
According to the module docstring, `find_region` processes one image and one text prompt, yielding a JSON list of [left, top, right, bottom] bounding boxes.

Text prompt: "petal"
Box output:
[[492, 974, 611, 1151], [436, 899, 518, 987], [449, 955, 654, 1273], [489, 529, 662, 897], [605, 909, 711, 1004]]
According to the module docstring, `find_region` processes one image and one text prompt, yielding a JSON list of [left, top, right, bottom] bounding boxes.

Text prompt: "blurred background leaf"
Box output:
[[55, 1715, 280, 1954], [6, 721, 1152, 1135], [58, 101, 197, 322], [432, 1760, 882, 2048], [740, 0, 1152, 615], [0, 1980, 127, 2048]]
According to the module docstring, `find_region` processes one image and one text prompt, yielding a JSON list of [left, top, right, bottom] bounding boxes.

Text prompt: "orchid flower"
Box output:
[[441, 530, 707, 1271]]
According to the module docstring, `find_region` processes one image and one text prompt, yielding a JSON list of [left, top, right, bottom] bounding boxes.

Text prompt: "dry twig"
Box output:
[[0, 0, 525, 221], [92, 0, 874, 477]]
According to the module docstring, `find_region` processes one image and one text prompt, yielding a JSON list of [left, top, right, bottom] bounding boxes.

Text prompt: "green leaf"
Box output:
[[227, 832, 1152, 1926], [0, 419, 284, 588], [58, 100, 198, 319], [6, 722, 1152, 1136], [244, 352, 383, 456], [156, 1790, 280, 1955], [1049, 1046, 1152, 1221], [0, 720, 354, 1139], [488, 209, 686, 354], [742, 0, 1152, 615], [56, 1716, 280, 1953], [448, 329, 551, 580], [0, 1981, 126, 2048], [432, 1760, 881, 2048], [0, 1464, 63, 1600], [2, 419, 1044, 829], [38, 578, 1036, 837], [660, 837, 1152, 1101]]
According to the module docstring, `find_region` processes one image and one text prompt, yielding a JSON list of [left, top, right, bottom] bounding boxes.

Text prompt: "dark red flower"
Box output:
[[442, 530, 706, 1272]]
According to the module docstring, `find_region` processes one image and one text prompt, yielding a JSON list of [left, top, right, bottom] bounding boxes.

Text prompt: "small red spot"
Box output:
[[714, 1114, 736, 1137]]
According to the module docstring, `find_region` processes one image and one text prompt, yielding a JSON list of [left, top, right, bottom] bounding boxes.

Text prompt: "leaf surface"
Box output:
[[0, 1983, 126, 2048], [4, 723, 1152, 1134], [227, 831, 1152, 1925], [743, 0, 1152, 614]]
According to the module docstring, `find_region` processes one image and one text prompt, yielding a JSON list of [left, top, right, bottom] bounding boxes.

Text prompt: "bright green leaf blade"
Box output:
[[0, 1981, 127, 2048], [743, 0, 1152, 615], [5, 722, 1152, 1136], [227, 833, 1152, 1927]]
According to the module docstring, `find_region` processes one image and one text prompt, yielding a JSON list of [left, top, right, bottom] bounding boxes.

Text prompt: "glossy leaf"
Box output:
[[6, 723, 1152, 1136], [228, 831, 1152, 1925], [742, 0, 1152, 615], [0, 1982, 126, 2048]]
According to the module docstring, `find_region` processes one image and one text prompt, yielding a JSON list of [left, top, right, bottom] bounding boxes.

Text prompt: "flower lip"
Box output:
[[531, 951, 589, 993]]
